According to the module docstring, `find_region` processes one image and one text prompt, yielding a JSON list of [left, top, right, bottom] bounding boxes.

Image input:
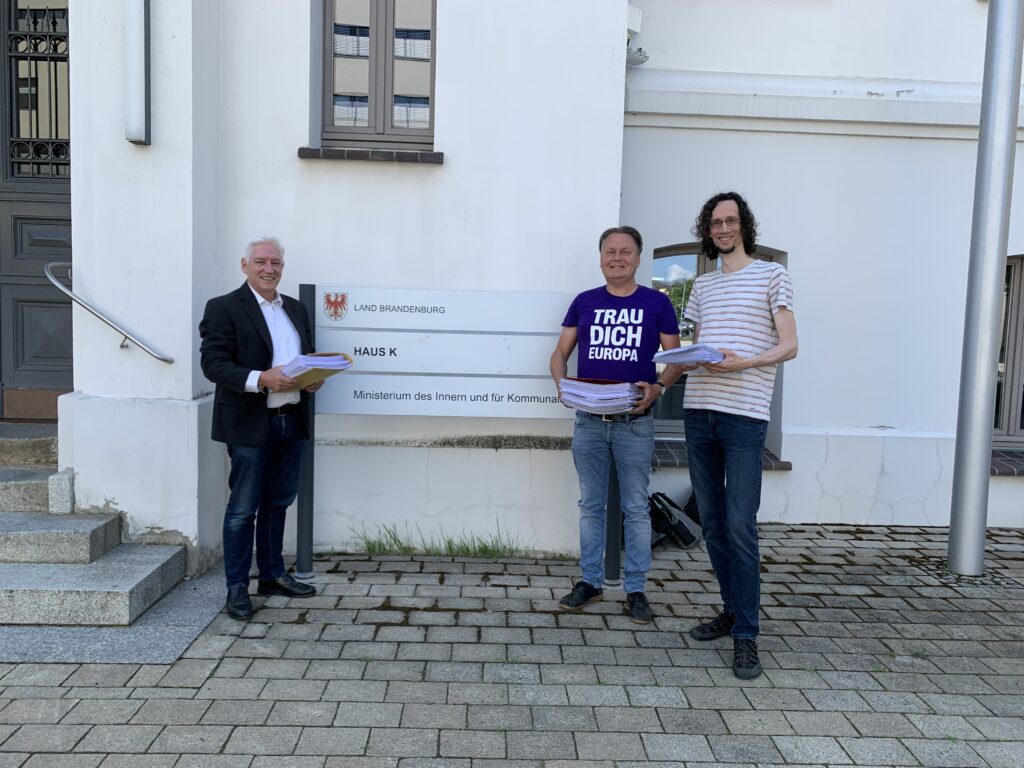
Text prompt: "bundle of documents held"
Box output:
[[559, 377, 642, 415], [652, 344, 725, 366], [282, 352, 353, 389]]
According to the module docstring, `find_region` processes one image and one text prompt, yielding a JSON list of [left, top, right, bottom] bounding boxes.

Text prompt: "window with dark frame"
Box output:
[[5, 1, 70, 179], [995, 255, 1024, 445], [323, 0, 435, 150]]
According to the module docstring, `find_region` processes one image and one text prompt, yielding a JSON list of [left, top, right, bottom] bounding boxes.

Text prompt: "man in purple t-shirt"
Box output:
[[549, 226, 681, 623]]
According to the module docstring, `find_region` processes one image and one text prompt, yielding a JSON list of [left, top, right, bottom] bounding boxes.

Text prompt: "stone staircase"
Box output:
[[0, 423, 185, 626]]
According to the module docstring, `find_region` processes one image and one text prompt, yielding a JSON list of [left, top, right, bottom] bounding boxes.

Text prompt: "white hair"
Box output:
[[243, 235, 285, 263]]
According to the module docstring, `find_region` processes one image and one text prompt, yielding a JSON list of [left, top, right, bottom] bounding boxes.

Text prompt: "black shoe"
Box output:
[[733, 637, 763, 679], [626, 592, 653, 624], [558, 581, 603, 611], [689, 610, 735, 641], [257, 573, 317, 598], [225, 586, 253, 620]]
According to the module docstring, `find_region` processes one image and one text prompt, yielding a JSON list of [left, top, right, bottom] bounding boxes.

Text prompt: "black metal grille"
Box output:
[[7, 1, 69, 178]]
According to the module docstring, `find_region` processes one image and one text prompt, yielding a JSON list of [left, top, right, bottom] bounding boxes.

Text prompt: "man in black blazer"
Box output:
[[200, 235, 322, 620]]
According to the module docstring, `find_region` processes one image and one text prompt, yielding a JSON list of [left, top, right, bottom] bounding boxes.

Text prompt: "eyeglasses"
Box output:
[[710, 216, 740, 230]]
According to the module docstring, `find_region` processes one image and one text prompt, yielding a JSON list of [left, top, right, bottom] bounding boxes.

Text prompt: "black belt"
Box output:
[[581, 409, 651, 422], [269, 402, 300, 417]]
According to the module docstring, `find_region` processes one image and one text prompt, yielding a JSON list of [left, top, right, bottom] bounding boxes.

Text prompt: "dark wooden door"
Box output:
[[0, 0, 71, 420]]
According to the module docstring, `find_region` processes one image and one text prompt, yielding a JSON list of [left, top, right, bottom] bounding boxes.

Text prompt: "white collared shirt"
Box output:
[[243, 285, 302, 407]]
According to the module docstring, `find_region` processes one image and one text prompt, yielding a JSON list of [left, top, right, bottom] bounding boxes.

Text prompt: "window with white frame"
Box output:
[[323, 0, 435, 149]]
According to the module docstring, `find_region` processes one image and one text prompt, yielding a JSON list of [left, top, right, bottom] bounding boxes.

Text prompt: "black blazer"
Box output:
[[199, 282, 314, 446]]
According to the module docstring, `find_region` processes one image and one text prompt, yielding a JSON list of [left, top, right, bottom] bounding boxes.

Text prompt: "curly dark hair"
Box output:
[[692, 191, 758, 259]]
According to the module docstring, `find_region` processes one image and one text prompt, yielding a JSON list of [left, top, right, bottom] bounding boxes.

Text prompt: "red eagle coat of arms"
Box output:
[[323, 292, 348, 321]]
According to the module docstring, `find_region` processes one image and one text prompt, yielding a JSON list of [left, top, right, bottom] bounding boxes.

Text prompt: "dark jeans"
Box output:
[[683, 408, 767, 639], [223, 412, 305, 589]]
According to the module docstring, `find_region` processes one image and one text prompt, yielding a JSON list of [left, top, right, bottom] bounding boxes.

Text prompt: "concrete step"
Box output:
[[0, 544, 187, 626], [0, 511, 121, 564], [0, 464, 52, 512], [0, 423, 57, 465]]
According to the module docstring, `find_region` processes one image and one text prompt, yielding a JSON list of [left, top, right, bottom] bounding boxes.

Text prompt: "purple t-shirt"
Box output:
[[562, 285, 679, 383]]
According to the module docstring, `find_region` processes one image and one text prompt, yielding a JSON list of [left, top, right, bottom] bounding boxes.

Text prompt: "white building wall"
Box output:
[[66, 0, 631, 567], [633, 0, 989, 83], [626, 0, 1024, 529]]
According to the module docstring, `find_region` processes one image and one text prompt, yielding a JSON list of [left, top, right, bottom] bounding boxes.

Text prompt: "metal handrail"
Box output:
[[44, 261, 174, 364]]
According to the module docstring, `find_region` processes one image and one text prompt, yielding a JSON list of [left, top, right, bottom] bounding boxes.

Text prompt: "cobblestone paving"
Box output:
[[0, 524, 1022, 767]]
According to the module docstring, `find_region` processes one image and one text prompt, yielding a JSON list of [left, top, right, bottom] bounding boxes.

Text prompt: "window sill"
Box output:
[[652, 439, 793, 472], [991, 448, 1024, 476], [297, 147, 443, 164]]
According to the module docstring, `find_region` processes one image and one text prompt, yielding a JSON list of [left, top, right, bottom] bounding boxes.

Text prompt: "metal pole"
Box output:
[[604, 461, 622, 586], [294, 283, 317, 579], [949, 0, 1024, 576]]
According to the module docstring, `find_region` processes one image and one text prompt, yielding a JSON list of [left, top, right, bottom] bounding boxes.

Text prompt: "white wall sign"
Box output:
[[314, 286, 576, 418]]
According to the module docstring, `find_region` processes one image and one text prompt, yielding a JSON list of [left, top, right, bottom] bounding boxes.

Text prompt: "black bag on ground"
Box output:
[[649, 492, 701, 550], [682, 493, 701, 526]]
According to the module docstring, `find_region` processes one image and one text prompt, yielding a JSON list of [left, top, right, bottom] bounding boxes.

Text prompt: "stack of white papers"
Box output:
[[282, 353, 352, 378], [281, 352, 353, 389], [559, 378, 641, 415], [653, 344, 725, 366]]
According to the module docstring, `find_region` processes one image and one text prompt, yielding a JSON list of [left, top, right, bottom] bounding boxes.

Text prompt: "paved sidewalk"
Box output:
[[0, 524, 1022, 767]]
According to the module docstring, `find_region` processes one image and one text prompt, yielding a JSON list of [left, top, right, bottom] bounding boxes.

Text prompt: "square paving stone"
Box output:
[[783, 711, 858, 737], [268, 701, 338, 727], [331, 703, 402, 728], [401, 705, 466, 729], [445, 684, 507, 705], [323, 681, 388, 703], [63, 667, 137, 689], [530, 706, 596, 732], [365, 728, 437, 757], [62, 700, 144, 725], [708, 734, 783, 763], [148, 725, 233, 754], [970, 741, 1024, 768], [467, 705, 532, 731], [199, 699, 272, 725], [0, 699, 77, 724], [641, 733, 714, 762], [722, 710, 794, 736], [223, 725, 302, 755], [772, 735, 851, 764], [75, 725, 162, 753], [294, 727, 370, 756], [573, 731, 645, 760], [593, 706, 662, 733], [438, 730, 504, 758], [903, 738, 987, 768], [384, 683, 446, 704], [1, 724, 89, 752], [837, 736, 917, 766], [506, 731, 576, 760]]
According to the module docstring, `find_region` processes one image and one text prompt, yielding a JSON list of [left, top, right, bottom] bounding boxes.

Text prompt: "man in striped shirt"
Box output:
[[681, 192, 798, 679]]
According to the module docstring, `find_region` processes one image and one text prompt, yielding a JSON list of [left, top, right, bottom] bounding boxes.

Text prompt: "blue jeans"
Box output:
[[683, 408, 767, 640], [572, 411, 654, 594], [223, 412, 306, 589]]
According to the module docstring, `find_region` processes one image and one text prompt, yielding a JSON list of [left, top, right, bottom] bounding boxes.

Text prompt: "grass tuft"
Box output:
[[349, 522, 529, 560]]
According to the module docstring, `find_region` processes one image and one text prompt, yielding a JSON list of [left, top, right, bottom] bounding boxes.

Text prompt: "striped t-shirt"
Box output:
[[682, 259, 793, 421]]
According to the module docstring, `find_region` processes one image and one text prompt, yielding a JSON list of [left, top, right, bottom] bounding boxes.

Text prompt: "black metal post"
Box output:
[[604, 460, 622, 586], [294, 283, 316, 579]]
